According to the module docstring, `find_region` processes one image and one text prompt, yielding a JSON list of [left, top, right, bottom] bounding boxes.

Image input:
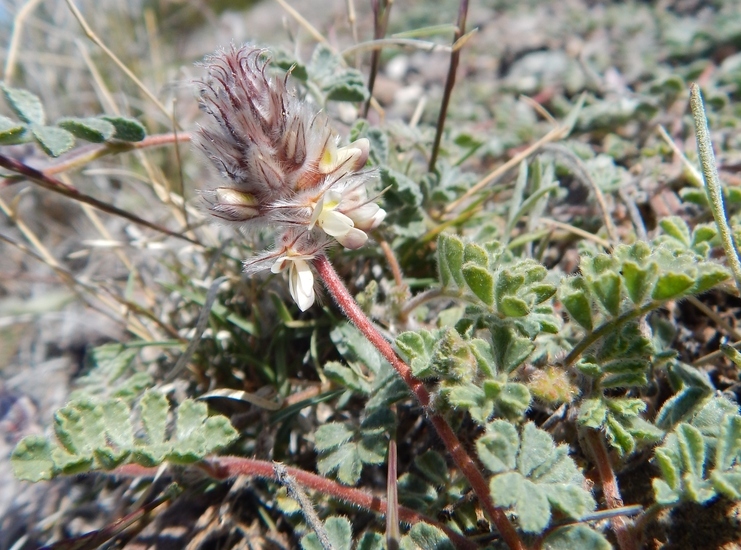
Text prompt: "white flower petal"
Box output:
[[289, 259, 315, 311], [308, 195, 324, 230], [271, 257, 289, 273], [337, 227, 368, 249], [319, 210, 355, 237]]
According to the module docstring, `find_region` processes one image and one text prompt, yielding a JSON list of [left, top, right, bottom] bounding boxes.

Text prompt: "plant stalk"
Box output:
[[584, 429, 637, 550], [313, 254, 526, 550], [689, 83, 741, 296], [429, 0, 469, 173]]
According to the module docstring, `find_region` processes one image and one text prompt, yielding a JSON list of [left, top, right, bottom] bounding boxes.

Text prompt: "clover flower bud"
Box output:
[[196, 45, 387, 311]]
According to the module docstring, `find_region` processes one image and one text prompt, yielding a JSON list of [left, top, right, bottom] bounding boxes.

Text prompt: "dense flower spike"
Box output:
[[196, 45, 385, 310]]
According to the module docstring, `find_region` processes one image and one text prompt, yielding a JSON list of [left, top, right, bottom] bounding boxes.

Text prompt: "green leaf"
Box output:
[[577, 398, 607, 429], [655, 446, 680, 490], [560, 277, 593, 331], [691, 264, 730, 294], [407, 523, 455, 550], [1, 83, 44, 124], [498, 295, 530, 317], [58, 117, 116, 142], [591, 271, 622, 316], [140, 390, 169, 444], [652, 272, 695, 300], [544, 483, 596, 520], [324, 68, 369, 102], [0, 115, 26, 144], [710, 471, 741, 499], [438, 234, 464, 288], [660, 216, 691, 246], [653, 478, 681, 505], [54, 400, 106, 455], [463, 243, 488, 267], [356, 532, 385, 550], [32, 125, 75, 157], [317, 441, 364, 484], [676, 423, 705, 478], [202, 416, 238, 450], [621, 261, 657, 304], [716, 415, 741, 471], [301, 516, 353, 550], [497, 383, 531, 418], [415, 451, 449, 487], [462, 264, 494, 305], [315, 422, 354, 451], [489, 323, 534, 373], [101, 116, 146, 141], [519, 422, 554, 476], [11, 436, 55, 481], [493, 473, 551, 533], [605, 415, 635, 456], [656, 387, 709, 430], [543, 525, 611, 550], [477, 420, 519, 473]]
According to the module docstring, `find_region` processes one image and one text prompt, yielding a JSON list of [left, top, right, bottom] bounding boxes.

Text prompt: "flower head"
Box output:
[[196, 45, 386, 310]]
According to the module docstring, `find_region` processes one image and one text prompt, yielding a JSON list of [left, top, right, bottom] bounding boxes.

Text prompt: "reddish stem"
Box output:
[[116, 457, 476, 550], [313, 254, 526, 550], [584, 429, 637, 550]]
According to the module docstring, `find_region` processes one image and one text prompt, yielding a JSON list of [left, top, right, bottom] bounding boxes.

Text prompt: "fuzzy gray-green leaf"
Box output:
[[140, 390, 169, 444], [621, 261, 657, 304], [33, 125, 75, 157], [301, 516, 353, 550], [519, 422, 554, 476], [543, 525, 611, 550], [462, 264, 494, 305], [102, 399, 134, 449], [677, 423, 706, 478], [58, 117, 116, 142], [54, 400, 106, 455], [652, 272, 695, 300], [463, 242, 488, 267], [660, 216, 691, 246], [407, 523, 455, 550], [489, 323, 534, 373], [1, 83, 44, 124], [0, 115, 26, 144], [438, 234, 464, 288], [11, 436, 55, 481], [578, 398, 607, 429], [716, 415, 741, 471], [560, 277, 593, 331], [477, 420, 519, 473], [315, 422, 354, 451], [656, 387, 709, 430], [591, 271, 622, 316], [101, 116, 146, 141]]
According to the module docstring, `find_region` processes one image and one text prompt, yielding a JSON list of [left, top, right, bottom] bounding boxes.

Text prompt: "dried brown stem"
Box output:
[[0, 154, 199, 245], [429, 0, 468, 173], [363, 0, 394, 118]]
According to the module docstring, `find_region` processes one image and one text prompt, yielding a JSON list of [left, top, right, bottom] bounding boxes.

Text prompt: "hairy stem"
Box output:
[[584, 429, 637, 550], [113, 458, 478, 549], [562, 302, 657, 368], [274, 462, 334, 550], [689, 83, 741, 295], [313, 254, 526, 550]]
